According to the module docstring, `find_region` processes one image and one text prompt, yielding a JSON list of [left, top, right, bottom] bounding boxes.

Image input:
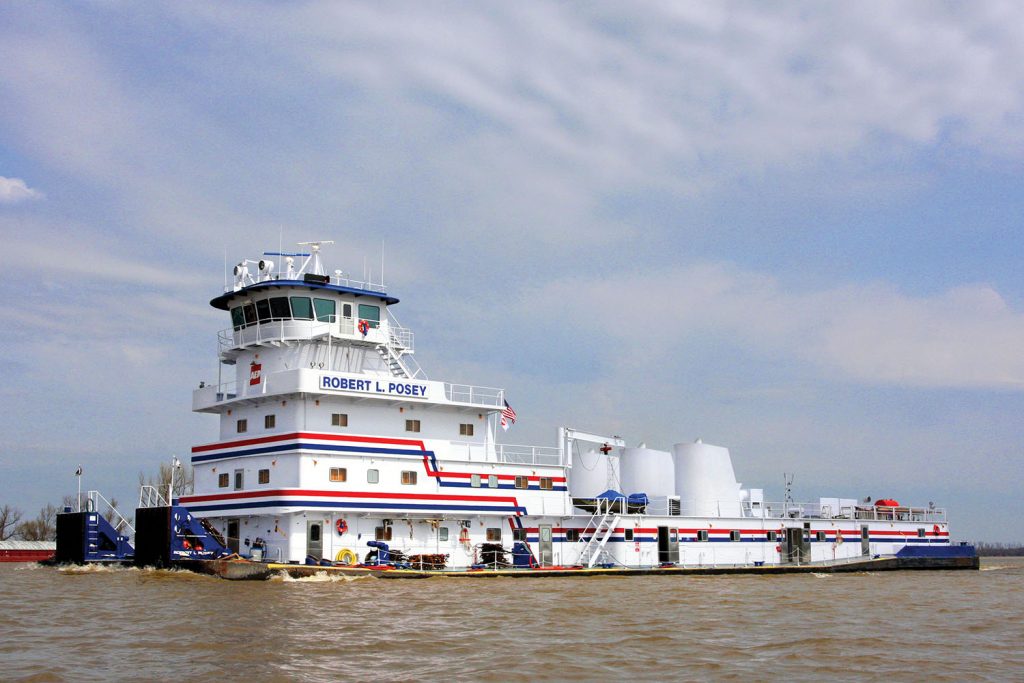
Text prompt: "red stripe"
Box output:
[[180, 488, 523, 505], [192, 432, 426, 453]]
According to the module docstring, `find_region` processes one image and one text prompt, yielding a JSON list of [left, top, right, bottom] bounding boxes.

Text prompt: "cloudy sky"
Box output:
[[1, 2, 1022, 541]]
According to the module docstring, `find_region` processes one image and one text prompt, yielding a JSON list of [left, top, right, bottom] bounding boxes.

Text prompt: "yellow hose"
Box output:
[[335, 548, 357, 565]]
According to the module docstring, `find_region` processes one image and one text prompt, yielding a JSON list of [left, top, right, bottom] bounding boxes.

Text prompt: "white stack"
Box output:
[[673, 440, 743, 517], [569, 448, 620, 498], [620, 447, 675, 498]]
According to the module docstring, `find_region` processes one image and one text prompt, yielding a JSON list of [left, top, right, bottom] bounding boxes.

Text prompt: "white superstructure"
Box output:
[[182, 243, 953, 569]]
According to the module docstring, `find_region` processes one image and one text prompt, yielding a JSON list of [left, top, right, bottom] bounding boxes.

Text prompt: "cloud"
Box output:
[[513, 264, 1024, 390], [0, 176, 43, 204]]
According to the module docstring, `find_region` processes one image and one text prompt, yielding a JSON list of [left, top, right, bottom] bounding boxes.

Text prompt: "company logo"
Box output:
[[249, 362, 262, 386]]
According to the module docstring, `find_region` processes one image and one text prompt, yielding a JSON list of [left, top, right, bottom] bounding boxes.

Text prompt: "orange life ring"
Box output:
[[459, 528, 470, 544], [336, 518, 348, 535], [357, 319, 370, 336]]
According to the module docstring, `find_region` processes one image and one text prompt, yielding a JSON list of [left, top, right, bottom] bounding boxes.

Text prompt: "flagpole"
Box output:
[[76, 465, 82, 512]]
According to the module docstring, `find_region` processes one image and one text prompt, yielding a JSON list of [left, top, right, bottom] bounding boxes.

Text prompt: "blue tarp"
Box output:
[[627, 493, 649, 506], [595, 489, 625, 501]]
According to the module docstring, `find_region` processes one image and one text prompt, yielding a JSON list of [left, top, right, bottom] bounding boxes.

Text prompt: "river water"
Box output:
[[2, 558, 1022, 681]]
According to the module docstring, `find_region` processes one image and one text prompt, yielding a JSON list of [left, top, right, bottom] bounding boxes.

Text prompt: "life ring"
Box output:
[[335, 518, 348, 535], [933, 524, 940, 535], [357, 319, 370, 336], [335, 548, 357, 565]]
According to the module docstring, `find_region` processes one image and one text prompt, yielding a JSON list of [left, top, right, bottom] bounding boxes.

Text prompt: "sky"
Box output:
[[1, 1, 1022, 542]]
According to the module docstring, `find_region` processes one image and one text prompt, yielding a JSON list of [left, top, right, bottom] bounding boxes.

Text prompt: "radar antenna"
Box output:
[[296, 240, 335, 276]]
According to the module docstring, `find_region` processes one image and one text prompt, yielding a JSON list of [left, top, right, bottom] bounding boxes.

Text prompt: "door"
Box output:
[[538, 525, 553, 567], [657, 526, 679, 564], [307, 521, 323, 561], [226, 518, 240, 554], [785, 527, 804, 563], [861, 525, 870, 556]]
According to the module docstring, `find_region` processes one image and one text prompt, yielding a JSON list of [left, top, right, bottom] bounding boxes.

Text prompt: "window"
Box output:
[[233, 470, 244, 491], [565, 529, 580, 542], [366, 469, 379, 484], [255, 299, 272, 323], [470, 474, 481, 488], [258, 469, 270, 485], [512, 528, 527, 542], [401, 471, 417, 485], [917, 528, 926, 538], [331, 413, 348, 427], [405, 419, 421, 433], [730, 530, 741, 542], [539, 477, 553, 490], [486, 528, 502, 542], [342, 303, 352, 319], [438, 527, 449, 542], [236, 418, 247, 433], [242, 303, 257, 326], [816, 531, 827, 542], [488, 474, 498, 488], [230, 307, 245, 330], [330, 468, 347, 483], [459, 423, 474, 436], [766, 531, 777, 542], [218, 473, 229, 488], [309, 525, 320, 542], [698, 530, 709, 542], [313, 298, 336, 322], [358, 304, 381, 328], [624, 529, 634, 541], [268, 296, 290, 320], [514, 476, 528, 489], [861, 526, 870, 540], [290, 296, 313, 320], [375, 526, 393, 541], [264, 414, 276, 429]]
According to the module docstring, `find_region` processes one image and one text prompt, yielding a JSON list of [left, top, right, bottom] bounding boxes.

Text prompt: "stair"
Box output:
[[578, 511, 621, 568]]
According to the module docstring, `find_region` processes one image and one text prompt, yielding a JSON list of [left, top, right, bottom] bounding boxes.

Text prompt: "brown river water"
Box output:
[[1, 558, 1022, 682]]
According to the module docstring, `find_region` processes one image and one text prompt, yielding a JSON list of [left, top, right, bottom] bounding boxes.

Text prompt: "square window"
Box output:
[[405, 419, 421, 433], [233, 470, 244, 490], [488, 474, 498, 488], [486, 527, 502, 542], [624, 529, 634, 541], [470, 474, 481, 488], [815, 531, 826, 542], [236, 418, 247, 433], [917, 528, 926, 538], [565, 529, 580, 542], [332, 413, 348, 427], [730, 530, 741, 541], [514, 476, 528, 489], [375, 526, 393, 541], [218, 473, 229, 488], [698, 530, 709, 542], [258, 469, 270, 485], [330, 467, 347, 483], [512, 528, 527, 542], [539, 477, 553, 490], [766, 531, 777, 541], [459, 423, 474, 436], [367, 469, 379, 484], [438, 527, 449, 542], [401, 470, 417, 485], [264, 414, 276, 429]]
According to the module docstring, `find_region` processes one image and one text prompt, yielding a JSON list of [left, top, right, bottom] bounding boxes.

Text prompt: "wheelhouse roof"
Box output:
[[210, 280, 400, 310]]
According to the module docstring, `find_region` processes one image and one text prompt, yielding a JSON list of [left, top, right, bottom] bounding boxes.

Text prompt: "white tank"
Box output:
[[672, 441, 742, 517], [619, 447, 675, 498], [569, 449, 620, 498]]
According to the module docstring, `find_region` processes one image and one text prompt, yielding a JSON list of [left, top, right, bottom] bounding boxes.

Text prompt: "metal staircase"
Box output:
[[376, 339, 424, 379], [577, 508, 621, 568]]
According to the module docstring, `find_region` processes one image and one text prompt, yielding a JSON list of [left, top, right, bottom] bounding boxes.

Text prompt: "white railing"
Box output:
[[86, 490, 135, 533], [218, 315, 416, 355], [614, 497, 947, 522], [495, 444, 563, 466], [385, 309, 415, 351], [138, 485, 169, 509], [224, 273, 387, 295], [444, 383, 504, 407]]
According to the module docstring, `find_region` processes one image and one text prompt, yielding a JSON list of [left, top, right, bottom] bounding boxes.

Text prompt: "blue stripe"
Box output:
[[191, 441, 429, 463], [184, 499, 526, 514], [439, 481, 568, 492]]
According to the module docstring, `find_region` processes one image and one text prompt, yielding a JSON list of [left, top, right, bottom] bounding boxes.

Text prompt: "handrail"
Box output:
[[138, 485, 169, 509], [87, 490, 135, 533]]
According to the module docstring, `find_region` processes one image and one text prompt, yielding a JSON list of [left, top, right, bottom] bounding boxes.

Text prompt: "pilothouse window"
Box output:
[[256, 299, 271, 323], [314, 298, 336, 322], [358, 304, 380, 328], [269, 297, 290, 319], [290, 297, 313, 320], [230, 307, 245, 330], [242, 303, 257, 326]]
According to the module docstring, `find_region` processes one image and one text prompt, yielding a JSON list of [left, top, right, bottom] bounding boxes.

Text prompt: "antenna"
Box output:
[[381, 239, 385, 287], [223, 247, 228, 291]]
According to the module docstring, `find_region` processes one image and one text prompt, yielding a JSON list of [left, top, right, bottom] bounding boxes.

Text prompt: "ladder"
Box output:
[[376, 341, 425, 379], [578, 508, 621, 568]]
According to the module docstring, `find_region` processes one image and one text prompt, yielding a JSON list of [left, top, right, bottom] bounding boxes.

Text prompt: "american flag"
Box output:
[[500, 400, 517, 431]]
